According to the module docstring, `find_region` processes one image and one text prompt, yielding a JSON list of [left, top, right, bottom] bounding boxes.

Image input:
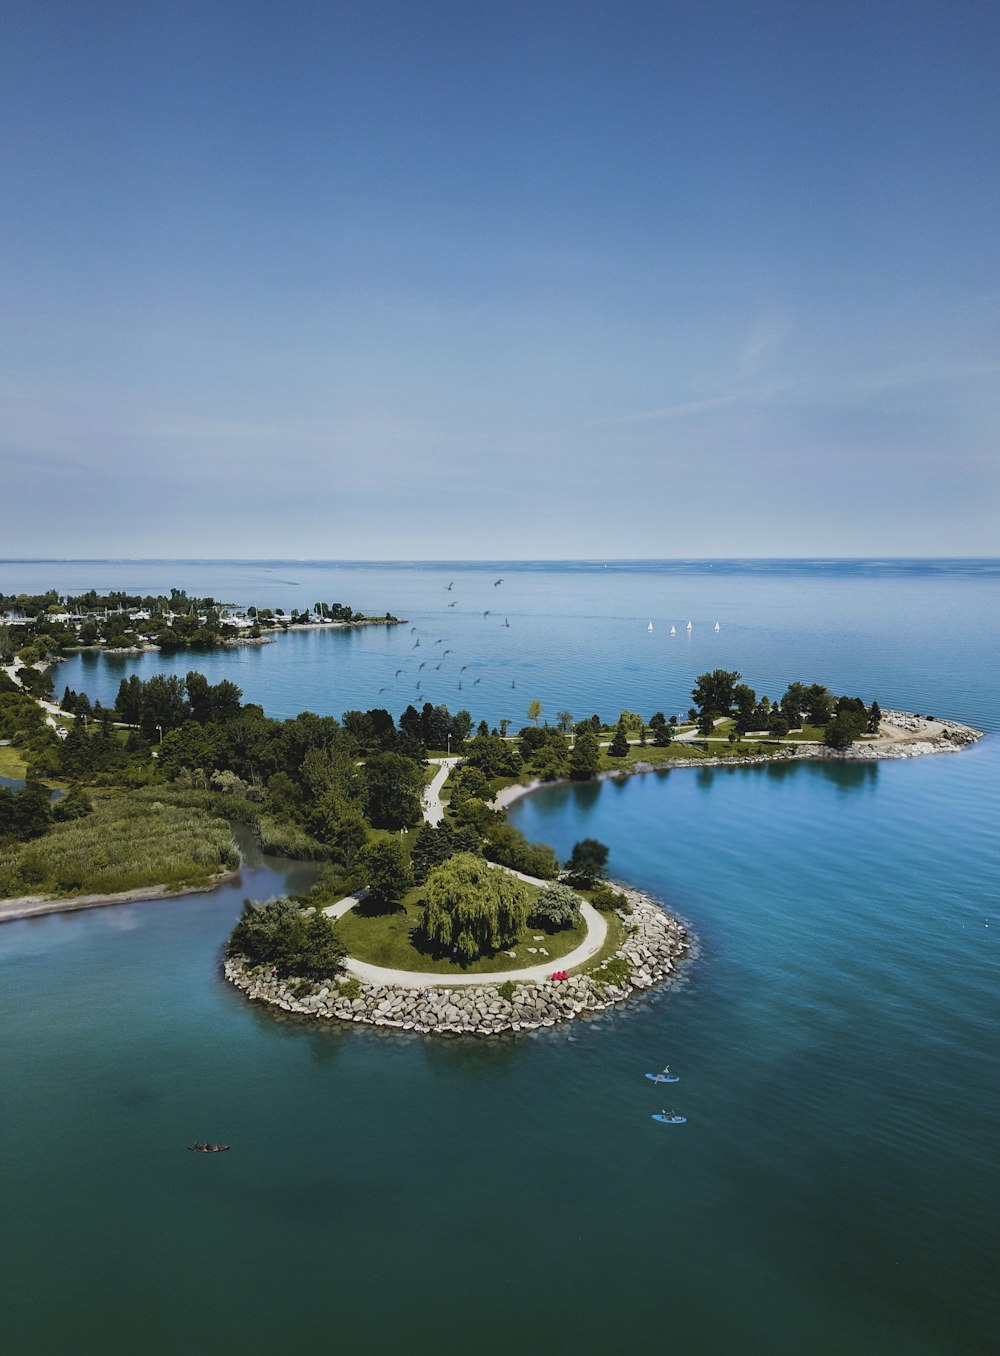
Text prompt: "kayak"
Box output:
[[652, 1114, 686, 1124], [645, 1073, 679, 1083]]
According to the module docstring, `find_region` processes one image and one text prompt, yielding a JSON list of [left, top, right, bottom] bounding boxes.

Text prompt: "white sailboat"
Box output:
[[714, 621, 720, 632], [647, 622, 654, 632], [670, 624, 676, 635], [686, 620, 693, 631]]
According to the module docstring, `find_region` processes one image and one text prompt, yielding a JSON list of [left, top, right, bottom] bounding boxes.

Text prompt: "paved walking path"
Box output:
[[336, 900, 606, 988], [422, 756, 460, 826], [321, 758, 610, 987]]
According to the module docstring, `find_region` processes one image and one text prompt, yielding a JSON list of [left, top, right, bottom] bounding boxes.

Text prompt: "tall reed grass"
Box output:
[[0, 796, 239, 898]]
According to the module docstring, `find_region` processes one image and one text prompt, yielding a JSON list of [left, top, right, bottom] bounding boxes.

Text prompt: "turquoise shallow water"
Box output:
[[1, 560, 998, 1355]]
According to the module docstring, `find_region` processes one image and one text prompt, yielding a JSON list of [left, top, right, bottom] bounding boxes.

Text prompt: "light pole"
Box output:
[[156, 724, 163, 744], [446, 732, 451, 755]]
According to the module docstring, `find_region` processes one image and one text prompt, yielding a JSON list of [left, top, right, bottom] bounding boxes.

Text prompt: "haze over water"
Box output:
[[2, 560, 998, 1355]]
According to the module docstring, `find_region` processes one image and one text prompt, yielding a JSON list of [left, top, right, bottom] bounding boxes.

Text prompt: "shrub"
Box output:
[[483, 821, 559, 879], [589, 880, 631, 913], [497, 980, 516, 1001], [593, 955, 632, 988], [527, 882, 581, 931]]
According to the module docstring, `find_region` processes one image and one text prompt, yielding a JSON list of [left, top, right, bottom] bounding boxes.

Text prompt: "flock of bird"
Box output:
[[375, 578, 519, 707]]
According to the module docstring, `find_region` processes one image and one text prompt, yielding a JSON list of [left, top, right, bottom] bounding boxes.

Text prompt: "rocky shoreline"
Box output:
[[225, 887, 690, 1037]]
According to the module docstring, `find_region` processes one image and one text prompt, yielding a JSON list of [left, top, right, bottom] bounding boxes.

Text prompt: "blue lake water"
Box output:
[[1, 560, 998, 1355]]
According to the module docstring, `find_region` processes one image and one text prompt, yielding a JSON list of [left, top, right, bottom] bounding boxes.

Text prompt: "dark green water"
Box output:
[[2, 561, 998, 1354]]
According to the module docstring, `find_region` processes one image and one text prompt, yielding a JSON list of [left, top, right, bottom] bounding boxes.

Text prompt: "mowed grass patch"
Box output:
[[572, 909, 628, 976], [334, 885, 590, 975], [0, 795, 239, 899]]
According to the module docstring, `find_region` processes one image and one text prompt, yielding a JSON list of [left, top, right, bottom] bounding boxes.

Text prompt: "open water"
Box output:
[[1, 560, 998, 1355]]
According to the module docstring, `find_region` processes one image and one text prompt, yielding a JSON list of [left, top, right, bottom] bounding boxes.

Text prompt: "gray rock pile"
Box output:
[[225, 887, 689, 1037]]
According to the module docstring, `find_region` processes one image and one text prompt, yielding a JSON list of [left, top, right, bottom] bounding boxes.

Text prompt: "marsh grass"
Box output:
[[0, 745, 29, 779], [0, 795, 239, 898]]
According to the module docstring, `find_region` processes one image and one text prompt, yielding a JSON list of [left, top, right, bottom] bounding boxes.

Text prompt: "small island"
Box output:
[[0, 654, 983, 1034]]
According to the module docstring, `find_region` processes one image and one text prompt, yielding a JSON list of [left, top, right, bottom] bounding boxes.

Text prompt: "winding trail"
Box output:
[[320, 766, 608, 986]]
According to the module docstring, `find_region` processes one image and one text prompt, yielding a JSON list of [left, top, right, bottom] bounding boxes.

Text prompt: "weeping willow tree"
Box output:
[[421, 852, 530, 962]]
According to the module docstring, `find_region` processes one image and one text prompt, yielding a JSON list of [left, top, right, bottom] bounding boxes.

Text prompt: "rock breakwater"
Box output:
[[225, 888, 689, 1036]]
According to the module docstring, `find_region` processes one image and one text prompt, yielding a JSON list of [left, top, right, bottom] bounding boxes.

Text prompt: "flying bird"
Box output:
[[483, 610, 490, 617], [445, 582, 454, 591], [379, 687, 387, 694], [474, 678, 481, 685], [494, 578, 504, 586], [461, 665, 468, 672], [434, 663, 442, 670], [395, 669, 404, 678], [411, 626, 417, 633], [448, 601, 457, 608], [413, 639, 420, 648], [443, 650, 451, 656], [418, 662, 426, 670]]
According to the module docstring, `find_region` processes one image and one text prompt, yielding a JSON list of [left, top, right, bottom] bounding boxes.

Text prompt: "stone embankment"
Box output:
[[225, 887, 689, 1037]]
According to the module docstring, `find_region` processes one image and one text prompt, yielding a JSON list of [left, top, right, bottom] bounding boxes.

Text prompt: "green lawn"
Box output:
[[573, 909, 628, 976], [333, 885, 590, 975]]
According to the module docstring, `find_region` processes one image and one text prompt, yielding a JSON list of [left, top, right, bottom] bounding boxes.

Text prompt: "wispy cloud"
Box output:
[[738, 309, 793, 380], [603, 381, 789, 426]]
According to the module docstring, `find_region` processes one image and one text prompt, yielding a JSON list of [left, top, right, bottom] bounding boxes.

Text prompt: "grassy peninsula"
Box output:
[[0, 649, 979, 948]]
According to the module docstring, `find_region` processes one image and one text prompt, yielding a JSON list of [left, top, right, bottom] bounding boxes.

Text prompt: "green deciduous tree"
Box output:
[[358, 837, 412, 910], [421, 853, 530, 961], [565, 838, 609, 886], [691, 669, 742, 720], [362, 752, 424, 828], [227, 898, 345, 979]]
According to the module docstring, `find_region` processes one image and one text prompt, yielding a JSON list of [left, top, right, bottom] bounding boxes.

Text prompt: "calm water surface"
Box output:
[[1, 560, 998, 1355]]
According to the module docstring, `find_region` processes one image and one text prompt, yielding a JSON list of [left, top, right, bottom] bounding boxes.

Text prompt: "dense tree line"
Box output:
[[688, 669, 881, 747]]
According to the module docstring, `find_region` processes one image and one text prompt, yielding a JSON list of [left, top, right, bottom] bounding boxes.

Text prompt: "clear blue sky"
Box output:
[[3, 0, 998, 557]]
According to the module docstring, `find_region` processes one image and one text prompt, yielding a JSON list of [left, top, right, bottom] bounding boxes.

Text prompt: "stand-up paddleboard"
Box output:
[[645, 1073, 679, 1083], [652, 1114, 686, 1124]]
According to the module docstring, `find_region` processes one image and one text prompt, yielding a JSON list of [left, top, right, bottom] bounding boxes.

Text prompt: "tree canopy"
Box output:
[[421, 853, 530, 962]]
